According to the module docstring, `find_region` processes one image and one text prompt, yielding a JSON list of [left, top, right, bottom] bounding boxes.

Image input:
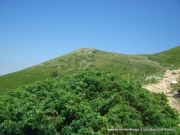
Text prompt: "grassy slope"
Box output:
[[148, 45, 180, 69], [0, 46, 179, 94]]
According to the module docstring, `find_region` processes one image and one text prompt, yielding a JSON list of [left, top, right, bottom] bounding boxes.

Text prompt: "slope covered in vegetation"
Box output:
[[0, 71, 179, 134], [147, 45, 180, 69], [0, 48, 162, 94]]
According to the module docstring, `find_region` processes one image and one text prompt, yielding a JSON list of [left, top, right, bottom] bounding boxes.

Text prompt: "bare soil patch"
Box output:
[[143, 68, 180, 114]]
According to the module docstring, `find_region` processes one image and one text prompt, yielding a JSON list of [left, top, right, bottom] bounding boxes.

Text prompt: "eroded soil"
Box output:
[[143, 69, 180, 114]]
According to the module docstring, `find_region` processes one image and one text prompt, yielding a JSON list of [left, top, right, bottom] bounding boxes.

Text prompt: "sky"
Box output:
[[0, 0, 180, 75]]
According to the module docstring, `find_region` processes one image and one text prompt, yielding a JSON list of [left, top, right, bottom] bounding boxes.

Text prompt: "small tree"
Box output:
[[50, 70, 58, 77]]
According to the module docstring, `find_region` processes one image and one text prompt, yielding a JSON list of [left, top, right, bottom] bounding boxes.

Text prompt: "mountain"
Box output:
[[0, 46, 179, 94]]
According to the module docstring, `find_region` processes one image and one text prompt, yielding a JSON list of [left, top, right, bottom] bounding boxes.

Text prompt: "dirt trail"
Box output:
[[143, 68, 180, 114]]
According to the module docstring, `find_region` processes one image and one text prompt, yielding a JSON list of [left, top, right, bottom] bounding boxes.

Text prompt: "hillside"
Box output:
[[0, 46, 179, 94], [148, 45, 180, 69]]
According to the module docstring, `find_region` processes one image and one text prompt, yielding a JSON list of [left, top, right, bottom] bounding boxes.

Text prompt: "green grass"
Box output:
[[0, 46, 179, 95], [148, 45, 180, 69]]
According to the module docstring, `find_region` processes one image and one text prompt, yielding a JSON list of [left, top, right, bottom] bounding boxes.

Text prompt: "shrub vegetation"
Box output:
[[0, 71, 179, 134], [50, 70, 58, 77]]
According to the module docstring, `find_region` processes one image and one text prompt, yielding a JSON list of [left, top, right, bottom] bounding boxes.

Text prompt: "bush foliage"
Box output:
[[50, 70, 58, 77], [0, 71, 179, 134]]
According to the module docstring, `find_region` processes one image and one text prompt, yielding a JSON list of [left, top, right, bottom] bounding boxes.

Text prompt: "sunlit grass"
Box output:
[[0, 46, 179, 94]]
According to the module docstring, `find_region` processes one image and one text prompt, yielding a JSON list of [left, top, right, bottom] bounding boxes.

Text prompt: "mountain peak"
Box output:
[[66, 47, 95, 56]]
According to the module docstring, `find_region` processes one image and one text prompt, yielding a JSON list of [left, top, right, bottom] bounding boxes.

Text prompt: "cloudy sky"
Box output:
[[0, 0, 180, 75]]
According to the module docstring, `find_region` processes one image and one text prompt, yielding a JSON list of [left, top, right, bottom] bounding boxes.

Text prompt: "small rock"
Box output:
[[172, 71, 177, 75], [171, 80, 178, 84], [166, 70, 170, 72]]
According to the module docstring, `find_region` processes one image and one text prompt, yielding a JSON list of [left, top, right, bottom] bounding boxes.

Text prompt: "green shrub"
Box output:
[[0, 71, 179, 134], [50, 70, 58, 77]]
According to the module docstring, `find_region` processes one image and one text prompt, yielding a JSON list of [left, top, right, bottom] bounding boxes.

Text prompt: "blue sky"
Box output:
[[0, 0, 180, 75]]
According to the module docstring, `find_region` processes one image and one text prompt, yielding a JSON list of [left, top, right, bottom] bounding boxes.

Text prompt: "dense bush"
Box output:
[[0, 71, 179, 134], [50, 70, 58, 77]]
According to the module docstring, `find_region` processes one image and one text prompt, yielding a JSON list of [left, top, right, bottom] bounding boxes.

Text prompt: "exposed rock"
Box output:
[[172, 80, 178, 84], [166, 70, 170, 72], [172, 71, 177, 75]]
